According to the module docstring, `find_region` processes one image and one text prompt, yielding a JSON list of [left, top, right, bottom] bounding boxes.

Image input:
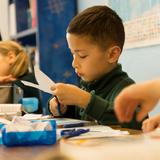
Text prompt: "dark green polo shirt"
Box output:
[[76, 64, 144, 129], [48, 64, 145, 129]]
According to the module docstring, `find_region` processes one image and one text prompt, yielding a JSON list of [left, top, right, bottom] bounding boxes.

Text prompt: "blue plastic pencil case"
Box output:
[[1, 120, 57, 146]]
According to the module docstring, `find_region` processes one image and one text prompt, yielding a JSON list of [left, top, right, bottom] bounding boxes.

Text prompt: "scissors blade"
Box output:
[[21, 80, 53, 94]]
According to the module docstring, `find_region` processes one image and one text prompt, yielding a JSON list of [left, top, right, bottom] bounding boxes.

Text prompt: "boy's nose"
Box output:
[[72, 57, 79, 69]]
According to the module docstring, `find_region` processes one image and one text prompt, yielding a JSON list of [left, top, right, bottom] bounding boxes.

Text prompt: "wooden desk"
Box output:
[[59, 129, 160, 160], [0, 144, 60, 160], [0, 127, 142, 160]]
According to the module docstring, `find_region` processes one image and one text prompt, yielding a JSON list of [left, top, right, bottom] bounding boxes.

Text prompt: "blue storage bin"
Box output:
[[1, 120, 56, 146]]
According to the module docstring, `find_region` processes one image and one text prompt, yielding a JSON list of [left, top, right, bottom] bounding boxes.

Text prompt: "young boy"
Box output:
[[49, 5, 145, 129]]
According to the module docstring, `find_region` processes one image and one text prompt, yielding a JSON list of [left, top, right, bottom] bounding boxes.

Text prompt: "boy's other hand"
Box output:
[[49, 97, 67, 116], [51, 83, 91, 108]]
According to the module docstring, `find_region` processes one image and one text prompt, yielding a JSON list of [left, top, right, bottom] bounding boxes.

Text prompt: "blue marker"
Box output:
[[61, 129, 90, 138]]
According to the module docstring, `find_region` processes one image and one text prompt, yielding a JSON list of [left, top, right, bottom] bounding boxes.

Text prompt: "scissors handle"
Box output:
[[55, 96, 62, 116]]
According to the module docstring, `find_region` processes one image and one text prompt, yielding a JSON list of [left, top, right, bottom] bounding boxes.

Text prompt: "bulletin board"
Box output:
[[108, 0, 160, 49]]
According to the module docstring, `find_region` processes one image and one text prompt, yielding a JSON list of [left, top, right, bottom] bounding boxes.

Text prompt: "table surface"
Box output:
[[0, 126, 143, 160]]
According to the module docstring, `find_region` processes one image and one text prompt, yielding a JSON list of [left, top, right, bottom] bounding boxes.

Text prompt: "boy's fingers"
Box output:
[[49, 98, 58, 114], [50, 86, 56, 90], [51, 106, 59, 117], [49, 98, 66, 116]]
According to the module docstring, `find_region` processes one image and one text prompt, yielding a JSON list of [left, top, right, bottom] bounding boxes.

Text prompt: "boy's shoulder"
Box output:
[[100, 64, 134, 93], [109, 64, 134, 80], [110, 64, 135, 86]]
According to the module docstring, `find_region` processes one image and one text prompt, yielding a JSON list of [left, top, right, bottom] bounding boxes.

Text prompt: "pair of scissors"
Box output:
[[21, 66, 62, 115], [61, 128, 90, 138]]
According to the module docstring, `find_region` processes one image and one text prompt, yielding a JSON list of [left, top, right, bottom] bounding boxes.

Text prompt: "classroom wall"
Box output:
[[120, 46, 160, 117], [77, 0, 160, 117], [77, 0, 107, 12]]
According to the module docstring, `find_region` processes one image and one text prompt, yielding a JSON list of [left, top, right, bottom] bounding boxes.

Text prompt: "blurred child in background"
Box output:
[[0, 40, 42, 113]]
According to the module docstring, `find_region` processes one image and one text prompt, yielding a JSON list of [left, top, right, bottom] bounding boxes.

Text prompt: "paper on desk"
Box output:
[[22, 114, 43, 120], [57, 125, 129, 140], [22, 114, 51, 120], [21, 65, 55, 94], [0, 117, 11, 125]]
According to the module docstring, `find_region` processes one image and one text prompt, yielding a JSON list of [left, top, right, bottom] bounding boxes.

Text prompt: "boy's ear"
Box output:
[[107, 46, 121, 63]]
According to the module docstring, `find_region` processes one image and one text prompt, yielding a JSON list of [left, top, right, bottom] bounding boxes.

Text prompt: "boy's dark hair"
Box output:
[[67, 6, 125, 51]]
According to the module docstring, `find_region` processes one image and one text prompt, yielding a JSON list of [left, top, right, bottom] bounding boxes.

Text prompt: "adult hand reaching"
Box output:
[[114, 80, 160, 122]]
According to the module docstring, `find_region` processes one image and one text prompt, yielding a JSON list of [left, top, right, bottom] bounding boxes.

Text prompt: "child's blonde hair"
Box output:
[[0, 40, 29, 78]]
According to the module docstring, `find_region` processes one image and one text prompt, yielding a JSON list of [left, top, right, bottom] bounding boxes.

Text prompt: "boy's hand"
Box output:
[[49, 97, 67, 116], [51, 83, 91, 108]]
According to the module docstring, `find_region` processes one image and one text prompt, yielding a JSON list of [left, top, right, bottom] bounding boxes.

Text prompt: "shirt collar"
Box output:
[[80, 64, 123, 92]]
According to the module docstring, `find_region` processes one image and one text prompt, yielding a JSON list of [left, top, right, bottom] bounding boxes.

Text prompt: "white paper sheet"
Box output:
[[21, 66, 55, 94], [57, 125, 129, 140]]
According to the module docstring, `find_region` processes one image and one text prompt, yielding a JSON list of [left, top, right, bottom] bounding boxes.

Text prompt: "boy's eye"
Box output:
[[79, 55, 87, 59]]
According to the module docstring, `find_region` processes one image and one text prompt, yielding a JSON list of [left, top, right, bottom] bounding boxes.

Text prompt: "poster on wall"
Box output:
[[108, 0, 160, 49]]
